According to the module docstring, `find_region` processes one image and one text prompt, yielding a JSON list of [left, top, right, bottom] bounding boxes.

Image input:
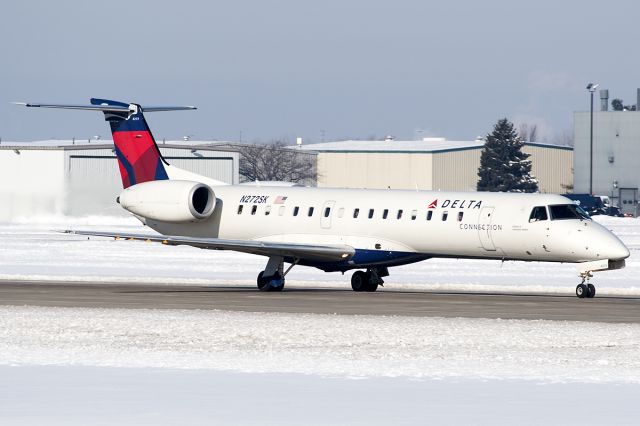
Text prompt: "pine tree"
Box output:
[[477, 118, 539, 193]]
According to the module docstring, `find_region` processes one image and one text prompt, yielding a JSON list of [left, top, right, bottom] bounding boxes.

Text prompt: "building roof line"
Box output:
[[298, 141, 573, 154]]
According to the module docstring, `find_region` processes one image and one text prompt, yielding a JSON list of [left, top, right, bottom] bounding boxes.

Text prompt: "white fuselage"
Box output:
[[142, 182, 629, 272]]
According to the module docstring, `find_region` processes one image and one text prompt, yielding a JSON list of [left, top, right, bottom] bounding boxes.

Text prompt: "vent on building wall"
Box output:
[[600, 89, 609, 111]]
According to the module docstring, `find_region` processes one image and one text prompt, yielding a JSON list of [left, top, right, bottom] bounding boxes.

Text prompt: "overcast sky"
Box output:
[[1, 0, 639, 143]]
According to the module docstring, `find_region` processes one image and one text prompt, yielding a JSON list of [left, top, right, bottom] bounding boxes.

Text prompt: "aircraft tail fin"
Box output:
[[91, 98, 172, 188], [17, 99, 196, 189]]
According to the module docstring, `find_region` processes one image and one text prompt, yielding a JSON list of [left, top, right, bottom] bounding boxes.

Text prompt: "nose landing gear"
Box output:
[[576, 272, 596, 298]]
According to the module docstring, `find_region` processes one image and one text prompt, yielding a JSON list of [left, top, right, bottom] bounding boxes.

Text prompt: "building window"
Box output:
[[442, 211, 448, 221], [324, 207, 331, 217], [426, 210, 433, 221], [411, 210, 417, 220], [397, 209, 403, 219], [265, 205, 271, 216], [237, 205, 243, 215], [308, 207, 314, 217], [368, 209, 374, 219], [293, 206, 299, 216], [382, 209, 389, 219], [457, 212, 464, 222], [251, 205, 257, 215], [353, 208, 360, 218]]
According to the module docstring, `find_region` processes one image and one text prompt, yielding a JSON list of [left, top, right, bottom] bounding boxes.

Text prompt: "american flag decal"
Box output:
[[274, 196, 288, 204]]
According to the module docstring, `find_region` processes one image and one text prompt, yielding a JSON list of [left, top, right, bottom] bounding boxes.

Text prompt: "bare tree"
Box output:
[[238, 141, 316, 184], [518, 123, 538, 142], [552, 130, 574, 147]]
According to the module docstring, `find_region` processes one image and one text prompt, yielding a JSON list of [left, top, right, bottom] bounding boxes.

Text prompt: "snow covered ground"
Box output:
[[1, 214, 639, 424], [3, 305, 640, 382], [1, 214, 639, 295], [3, 366, 639, 426], [1, 304, 640, 425]]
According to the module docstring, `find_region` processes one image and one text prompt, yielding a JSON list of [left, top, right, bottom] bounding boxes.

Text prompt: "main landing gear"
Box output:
[[576, 271, 596, 299], [257, 270, 284, 292], [351, 267, 388, 292], [257, 256, 297, 292]]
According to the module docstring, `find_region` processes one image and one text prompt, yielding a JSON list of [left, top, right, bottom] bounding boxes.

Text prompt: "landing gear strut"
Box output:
[[351, 267, 388, 292], [576, 272, 596, 299], [257, 256, 297, 292]]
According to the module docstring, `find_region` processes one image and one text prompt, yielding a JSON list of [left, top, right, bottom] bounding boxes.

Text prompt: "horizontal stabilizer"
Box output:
[[12, 102, 196, 112]]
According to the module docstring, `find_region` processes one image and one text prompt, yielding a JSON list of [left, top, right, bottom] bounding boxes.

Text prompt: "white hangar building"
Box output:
[[297, 138, 573, 194], [574, 88, 640, 215], [0, 140, 239, 220]]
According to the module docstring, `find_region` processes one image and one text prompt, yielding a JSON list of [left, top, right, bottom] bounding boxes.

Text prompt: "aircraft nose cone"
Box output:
[[589, 223, 630, 261], [608, 239, 630, 260]]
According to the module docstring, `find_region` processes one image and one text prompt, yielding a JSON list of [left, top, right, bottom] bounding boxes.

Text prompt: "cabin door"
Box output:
[[321, 200, 336, 229], [478, 207, 497, 251]]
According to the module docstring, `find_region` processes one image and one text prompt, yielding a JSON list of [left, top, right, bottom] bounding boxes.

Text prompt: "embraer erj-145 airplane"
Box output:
[[18, 99, 630, 298]]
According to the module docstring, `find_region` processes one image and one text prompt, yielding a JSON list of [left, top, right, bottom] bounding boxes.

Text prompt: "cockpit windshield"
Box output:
[[529, 206, 548, 222], [548, 204, 591, 220]]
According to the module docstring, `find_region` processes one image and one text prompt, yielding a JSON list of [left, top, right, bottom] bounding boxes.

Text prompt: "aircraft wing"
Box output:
[[66, 230, 355, 262]]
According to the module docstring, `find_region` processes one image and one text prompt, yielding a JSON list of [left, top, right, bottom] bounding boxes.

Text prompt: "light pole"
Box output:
[[587, 83, 599, 195]]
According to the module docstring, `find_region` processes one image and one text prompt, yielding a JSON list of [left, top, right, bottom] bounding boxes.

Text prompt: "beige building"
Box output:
[[298, 139, 573, 194]]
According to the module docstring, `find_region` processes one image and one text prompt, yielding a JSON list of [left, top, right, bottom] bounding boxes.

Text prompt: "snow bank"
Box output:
[[2, 305, 639, 383]]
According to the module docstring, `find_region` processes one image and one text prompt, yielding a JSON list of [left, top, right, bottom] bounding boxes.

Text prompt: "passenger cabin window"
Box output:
[[382, 209, 389, 219], [308, 207, 315, 217], [265, 206, 271, 216], [293, 206, 299, 216], [397, 209, 403, 219], [529, 206, 548, 222], [368, 209, 374, 219], [237, 205, 243, 215], [426, 210, 433, 221], [251, 205, 257, 215], [457, 212, 464, 222], [278, 206, 285, 216], [549, 204, 590, 221], [324, 207, 331, 217], [411, 210, 417, 220], [337, 207, 345, 218], [442, 211, 448, 221], [353, 208, 360, 218]]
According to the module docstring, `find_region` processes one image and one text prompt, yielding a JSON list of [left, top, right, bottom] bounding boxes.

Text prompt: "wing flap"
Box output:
[[65, 230, 355, 262]]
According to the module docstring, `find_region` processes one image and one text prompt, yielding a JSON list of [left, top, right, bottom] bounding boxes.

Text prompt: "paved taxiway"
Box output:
[[1, 281, 639, 323]]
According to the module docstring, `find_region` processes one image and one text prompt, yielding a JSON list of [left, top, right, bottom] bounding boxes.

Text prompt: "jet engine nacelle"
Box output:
[[118, 180, 216, 222]]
